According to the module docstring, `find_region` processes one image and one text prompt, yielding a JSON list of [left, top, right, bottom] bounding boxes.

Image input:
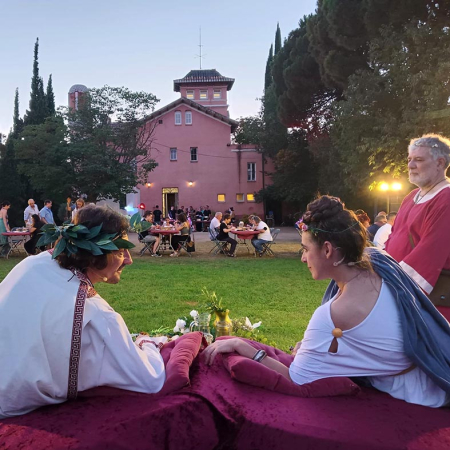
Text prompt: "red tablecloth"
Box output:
[[1, 231, 31, 236], [150, 229, 179, 236], [232, 229, 260, 240]]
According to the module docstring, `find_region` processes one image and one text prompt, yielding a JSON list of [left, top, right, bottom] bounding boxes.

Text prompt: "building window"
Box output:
[[236, 193, 244, 202], [200, 90, 208, 100], [170, 148, 177, 161], [213, 89, 221, 99], [186, 90, 194, 99], [217, 194, 226, 202], [185, 111, 192, 125], [247, 193, 255, 202], [247, 162, 256, 181], [190, 147, 198, 162], [175, 111, 182, 125]]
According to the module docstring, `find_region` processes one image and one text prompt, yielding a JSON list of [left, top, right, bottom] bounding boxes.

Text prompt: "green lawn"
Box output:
[[0, 254, 329, 351]]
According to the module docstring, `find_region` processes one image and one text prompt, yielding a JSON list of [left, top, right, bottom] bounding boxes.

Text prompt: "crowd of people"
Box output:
[[0, 133, 450, 419]]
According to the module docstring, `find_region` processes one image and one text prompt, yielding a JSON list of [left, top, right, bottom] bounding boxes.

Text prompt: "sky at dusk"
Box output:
[[0, 0, 317, 136]]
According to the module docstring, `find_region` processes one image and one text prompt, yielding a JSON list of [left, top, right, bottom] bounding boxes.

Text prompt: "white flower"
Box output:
[[176, 319, 186, 329], [173, 326, 180, 333], [190, 310, 199, 319], [171, 334, 180, 341], [245, 317, 262, 329], [182, 328, 190, 334]]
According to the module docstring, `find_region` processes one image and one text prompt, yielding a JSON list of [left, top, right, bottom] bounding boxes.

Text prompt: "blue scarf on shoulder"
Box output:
[[322, 247, 450, 394]]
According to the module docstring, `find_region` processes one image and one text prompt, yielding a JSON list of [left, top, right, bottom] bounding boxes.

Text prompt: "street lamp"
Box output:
[[378, 181, 403, 212]]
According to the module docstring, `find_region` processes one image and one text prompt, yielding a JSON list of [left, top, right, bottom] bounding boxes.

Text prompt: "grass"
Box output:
[[0, 249, 329, 351]]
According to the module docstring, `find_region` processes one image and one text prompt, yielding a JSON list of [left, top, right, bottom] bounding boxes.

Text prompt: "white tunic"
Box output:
[[289, 281, 447, 407], [0, 252, 165, 419]]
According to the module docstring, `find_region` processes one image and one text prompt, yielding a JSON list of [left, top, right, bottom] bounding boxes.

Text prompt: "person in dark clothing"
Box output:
[[153, 206, 162, 224], [217, 213, 237, 257], [24, 214, 45, 255], [367, 214, 387, 242], [168, 206, 177, 220]]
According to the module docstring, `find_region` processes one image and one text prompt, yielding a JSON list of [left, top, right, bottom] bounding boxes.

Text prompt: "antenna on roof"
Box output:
[[195, 27, 206, 69]]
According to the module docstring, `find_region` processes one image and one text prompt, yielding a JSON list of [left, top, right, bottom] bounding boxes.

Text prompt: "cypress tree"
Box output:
[[12, 88, 24, 139], [264, 44, 274, 91], [24, 38, 48, 125], [46, 74, 55, 116], [274, 23, 282, 55]]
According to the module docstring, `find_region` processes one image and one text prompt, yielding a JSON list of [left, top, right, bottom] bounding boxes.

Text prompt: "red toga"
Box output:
[[385, 185, 450, 294]]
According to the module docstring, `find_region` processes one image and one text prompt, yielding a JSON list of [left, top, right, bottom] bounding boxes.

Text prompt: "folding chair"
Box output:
[[138, 232, 154, 256], [261, 229, 280, 257], [208, 228, 228, 255], [178, 228, 194, 257]]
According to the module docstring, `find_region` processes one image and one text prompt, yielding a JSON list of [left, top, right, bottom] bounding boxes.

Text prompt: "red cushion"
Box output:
[[218, 337, 360, 397], [159, 332, 203, 395]]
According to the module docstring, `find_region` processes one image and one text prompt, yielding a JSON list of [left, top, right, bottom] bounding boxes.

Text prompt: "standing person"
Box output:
[[72, 198, 85, 221], [23, 199, 40, 226], [24, 214, 45, 255], [251, 216, 272, 257], [40, 200, 55, 225], [153, 205, 162, 225], [65, 197, 75, 221], [0, 201, 11, 257], [373, 212, 397, 250], [217, 213, 237, 257], [367, 214, 387, 241], [385, 134, 450, 299], [0, 205, 165, 419], [168, 206, 177, 220], [355, 210, 371, 229], [229, 207, 236, 224]]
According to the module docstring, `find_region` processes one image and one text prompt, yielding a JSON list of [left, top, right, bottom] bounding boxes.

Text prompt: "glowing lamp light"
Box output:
[[188, 181, 193, 186], [145, 182, 152, 188], [125, 205, 134, 212], [139, 203, 146, 210], [391, 182, 402, 191], [379, 182, 389, 191]]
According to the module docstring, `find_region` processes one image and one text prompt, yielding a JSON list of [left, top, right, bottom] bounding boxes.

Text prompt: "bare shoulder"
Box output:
[[331, 271, 382, 330]]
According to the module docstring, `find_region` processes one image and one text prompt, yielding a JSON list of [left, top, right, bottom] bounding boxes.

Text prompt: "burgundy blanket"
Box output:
[[1, 346, 450, 449]]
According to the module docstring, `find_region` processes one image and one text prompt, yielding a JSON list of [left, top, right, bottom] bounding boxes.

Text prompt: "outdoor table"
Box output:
[[1, 231, 31, 259], [150, 228, 179, 254], [231, 229, 260, 253]]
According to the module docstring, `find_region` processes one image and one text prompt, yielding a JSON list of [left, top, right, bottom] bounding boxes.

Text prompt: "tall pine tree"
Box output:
[[12, 88, 24, 138], [24, 38, 48, 126], [274, 23, 282, 55], [264, 44, 274, 91], [46, 74, 55, 116]]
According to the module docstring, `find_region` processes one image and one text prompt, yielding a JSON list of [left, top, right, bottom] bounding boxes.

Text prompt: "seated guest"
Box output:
[[209, 212, 222, 238], [203, 205, 211, 220], [139, 211, 160, 256], [204, 196, 450, 407], [367, 214, 387, 241], [170, 213, 190, 257], [374, 212, 397, 250], [0, 205, 165, 419], [217, 213, 237, 258], [251, 216, 272, 256], [24, 214, 45, 255]]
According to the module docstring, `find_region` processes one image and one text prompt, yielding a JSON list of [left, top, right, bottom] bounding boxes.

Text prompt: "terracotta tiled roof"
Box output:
[[174, 69, 235, 92], [142, 97, 238, 132]]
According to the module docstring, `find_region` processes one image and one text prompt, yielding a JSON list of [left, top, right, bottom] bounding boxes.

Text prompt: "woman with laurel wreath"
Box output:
[[204, 195, 450, 408], [0, 205, 165, 419]]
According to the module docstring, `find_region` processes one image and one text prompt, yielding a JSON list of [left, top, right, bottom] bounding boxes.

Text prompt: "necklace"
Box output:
[[414, 177, 448, 205], [337, 271, 361, 293]]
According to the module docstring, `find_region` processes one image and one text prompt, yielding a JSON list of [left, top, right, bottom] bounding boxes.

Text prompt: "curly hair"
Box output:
[[302, 195, 371, 269], [56, 204, 129, 272]]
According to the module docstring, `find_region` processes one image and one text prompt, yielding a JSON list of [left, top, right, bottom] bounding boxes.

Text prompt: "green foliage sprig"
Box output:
[[129, 212, 152, 233], [37, 223, 135, 259], [200, 288, 228, 313]]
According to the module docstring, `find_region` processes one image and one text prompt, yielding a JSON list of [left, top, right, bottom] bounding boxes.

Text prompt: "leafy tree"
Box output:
[[333, 20, 450, 192], [16, 86, 160, 203], [24, 38, 48, 126], [46, 74, 55, 116]]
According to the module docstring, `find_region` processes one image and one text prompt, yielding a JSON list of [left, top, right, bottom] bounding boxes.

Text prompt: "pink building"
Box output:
[[130, 69, 272, 218]]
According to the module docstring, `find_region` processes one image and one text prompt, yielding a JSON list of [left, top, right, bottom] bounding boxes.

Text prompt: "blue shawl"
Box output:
[[322, 247, 450, 394]]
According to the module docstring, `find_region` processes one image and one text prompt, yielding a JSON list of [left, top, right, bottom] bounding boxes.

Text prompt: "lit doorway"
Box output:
[[162, 187, 179, 217]]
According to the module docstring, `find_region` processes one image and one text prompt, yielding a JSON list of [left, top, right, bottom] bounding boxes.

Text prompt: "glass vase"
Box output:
[[215, 310, 232, 337], [190, 313, 213, 344]]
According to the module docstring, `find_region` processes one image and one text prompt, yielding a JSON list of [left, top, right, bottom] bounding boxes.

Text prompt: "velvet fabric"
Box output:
[[1, 335, 450, 449], [219, 337, 360, 397]]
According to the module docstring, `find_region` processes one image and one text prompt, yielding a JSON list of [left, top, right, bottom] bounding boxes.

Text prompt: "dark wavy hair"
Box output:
[[177, 213, 187, 222], [56, 204, 129, 272], [302, 195, 371, 269]]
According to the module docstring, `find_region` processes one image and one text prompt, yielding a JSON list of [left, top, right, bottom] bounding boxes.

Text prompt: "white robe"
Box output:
[[0, 251, 165, 419]]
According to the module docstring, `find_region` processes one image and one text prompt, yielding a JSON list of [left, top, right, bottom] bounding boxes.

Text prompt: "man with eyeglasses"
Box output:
[[385, 134, 450, 303]]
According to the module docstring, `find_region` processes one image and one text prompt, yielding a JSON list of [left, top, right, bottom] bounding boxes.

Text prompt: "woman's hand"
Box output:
[[291, 341, 302, 357], [202, 338, 256, 365]]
